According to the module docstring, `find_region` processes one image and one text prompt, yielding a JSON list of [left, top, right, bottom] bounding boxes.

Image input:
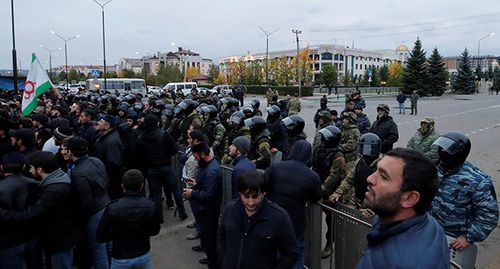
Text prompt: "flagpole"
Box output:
[[10, 0, 19, 92]]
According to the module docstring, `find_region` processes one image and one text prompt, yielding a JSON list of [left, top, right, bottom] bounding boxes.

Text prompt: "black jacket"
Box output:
[[267, 119, 289, 156], [71, 155, 110, 221], [96, 192, 161, 259], [191, 158, 222, 212], [369, 115, 399, 154], [0, 174, 39, 249], [0, 169, 80, 254], [217, 198, 299, 269], [137, 127, 179, 169], [92, 129, 124, 169], [266, 140, 322, 231]]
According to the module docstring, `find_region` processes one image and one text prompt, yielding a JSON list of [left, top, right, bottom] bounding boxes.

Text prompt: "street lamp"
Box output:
[[477, 32, 495, 68], [10, 0, 19, 91], [258, 26, 277, 85], [92, 0, 113, 91], [40, 45, 61, 81], [292, 29, 302, 97], [50, 30, 80, 90]]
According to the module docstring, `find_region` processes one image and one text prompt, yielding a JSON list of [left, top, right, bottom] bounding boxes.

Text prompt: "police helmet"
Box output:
[[358, 133, 381, 157], [244, 116, 267, 134], [376, 104, 390, 113], [229, 111, 245, 126], [154, 100, 165, 110], [282, 115, 305, 135], [196, 103, 208, 113], [250, 99, 260, 110], [319, 125, 341, 146], [242, 106, 254, 118], [433, 131, 471, 169], [266, 105, 281, 117], [163, 104, 175, 116]]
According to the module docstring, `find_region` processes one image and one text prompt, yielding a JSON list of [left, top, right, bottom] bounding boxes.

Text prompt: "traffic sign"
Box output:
[[91, 69, 101, 78], [367, 69, 372, 77]]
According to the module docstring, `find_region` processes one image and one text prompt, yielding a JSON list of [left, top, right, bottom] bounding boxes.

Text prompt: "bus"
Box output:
[[86, 78, 147, 95]]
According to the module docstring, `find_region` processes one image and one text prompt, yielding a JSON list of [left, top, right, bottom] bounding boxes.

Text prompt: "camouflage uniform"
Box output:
[[203, 119, 226, 160], [177, 111, 202, 144], [167, 116, 183, 141], [430, 162, 499, 243], [219, 109, 233, 129], [266, 89, 274, 107], [334, 156, 382, 209], [248, 129, 272, 170], [407, 120, 440, 161], [312, 146, 346, 198], [340, 122, 360, 163], [288, 97, 302, 115]]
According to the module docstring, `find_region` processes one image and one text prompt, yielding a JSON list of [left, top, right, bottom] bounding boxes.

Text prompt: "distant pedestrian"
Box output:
[[396, 90, 407, 114], [410, 90, 419, 115], [97, 169, 161, 269], [369, 104, 399, 154]]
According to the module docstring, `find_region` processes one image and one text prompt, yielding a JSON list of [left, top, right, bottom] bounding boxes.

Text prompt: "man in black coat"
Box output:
[[137, 114, 187, 222], [217, 170, 299, 269], [0, 153, 43, 269], [369, 104, 399, 154], [97, 169, 161, 268], [0, 151, 80, 269], [266, 140, 322, 269], [63, 137, 111, 268], [91, 115, 124, 199]]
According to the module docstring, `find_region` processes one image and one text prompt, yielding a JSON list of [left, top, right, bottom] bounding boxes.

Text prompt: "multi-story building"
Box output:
[[121, 47, 213, 78], [52, 65, 118, 76], [219, 44, 408, 83], [443, 55, 500, 76]]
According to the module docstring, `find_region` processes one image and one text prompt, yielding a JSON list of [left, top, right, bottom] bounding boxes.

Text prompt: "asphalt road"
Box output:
[[151, 92, 500, 269]]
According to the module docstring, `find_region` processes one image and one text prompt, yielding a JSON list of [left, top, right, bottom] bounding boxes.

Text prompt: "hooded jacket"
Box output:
[[266, 140, 322, 231], [369, 115, 399, 154], [137, 126, 179, 169], [0, 169, 80, 254]]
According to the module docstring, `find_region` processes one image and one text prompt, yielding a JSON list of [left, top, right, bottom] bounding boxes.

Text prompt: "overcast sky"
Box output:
[[1, 0, 499, 70]]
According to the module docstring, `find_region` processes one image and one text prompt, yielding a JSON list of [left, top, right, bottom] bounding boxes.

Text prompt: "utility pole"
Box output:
[[40, 46, 61, 81], [258, 26, 277, 85], [292, 29, 302, 97], [10, 0, 18, 92], [92, 0, 113, 91]]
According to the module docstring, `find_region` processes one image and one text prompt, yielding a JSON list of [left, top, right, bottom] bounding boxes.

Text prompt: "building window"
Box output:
[[339, 54, 344, 61], [314, 63, 320, 70], [355, 64, 358, 70], [334, 54, 339, 61], [321, 52, 333, 61]]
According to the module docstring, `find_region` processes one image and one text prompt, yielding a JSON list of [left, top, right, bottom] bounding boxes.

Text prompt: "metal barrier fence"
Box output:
[[304, 202, 373, 269], [172, 153, 476, 269]]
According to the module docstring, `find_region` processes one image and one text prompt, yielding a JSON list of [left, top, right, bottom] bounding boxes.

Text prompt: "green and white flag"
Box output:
[[22, 53, 53, 116]]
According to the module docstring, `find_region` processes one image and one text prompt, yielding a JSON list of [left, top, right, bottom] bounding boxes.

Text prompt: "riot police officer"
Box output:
[[244, 116, 272, 170], [282, 115, 307, 152]]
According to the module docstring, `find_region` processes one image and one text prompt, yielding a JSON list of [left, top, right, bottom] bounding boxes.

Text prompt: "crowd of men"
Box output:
[[0, 85, 498, 269]]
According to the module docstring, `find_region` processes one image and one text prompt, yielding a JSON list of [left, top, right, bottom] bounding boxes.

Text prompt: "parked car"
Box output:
[[211, 84, 233, 95], [198, 87, 217, 95], [147, 86, 163, 94], [163, 82, 197, 96]]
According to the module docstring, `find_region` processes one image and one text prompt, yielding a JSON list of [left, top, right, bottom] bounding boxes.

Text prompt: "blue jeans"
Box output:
[[292, 230, 305, 269], [111, 251, 151, 269], [399, 102, 405, 114], [147, 166, 186, 222], [85, 208, 109, 269], [49, 247, 74, 269], [0, 239, 43, 269]]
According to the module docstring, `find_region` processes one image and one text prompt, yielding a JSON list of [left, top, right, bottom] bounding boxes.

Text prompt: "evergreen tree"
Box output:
[[487, 64, 494, 80], [452, 48, 476, 94], [403, 38, 428, 95], [427, 48, 448, 96], [491, 67, 500, 94], [474, 65, 482, 81], [342, 72, 352, 86], [379, 65, 389, 84]]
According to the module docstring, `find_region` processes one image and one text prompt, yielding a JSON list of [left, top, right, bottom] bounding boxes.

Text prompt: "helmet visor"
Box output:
[[319, 128, 335, 140], [281, 117, 293, 127], [359, 144, 380, 157], [244, 118, 252, 127], [432, 136, 462, 154]]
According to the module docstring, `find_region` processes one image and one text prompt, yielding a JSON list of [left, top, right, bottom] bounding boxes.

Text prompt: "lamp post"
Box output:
[[258, 26, 277, 85], [10, 0, 19, 92], [92, 0, 113, 91], [40, 46, 61, 81], [477, 32, 494, 93], [50, 31, 80, 90], [292, 29, 302, 97]]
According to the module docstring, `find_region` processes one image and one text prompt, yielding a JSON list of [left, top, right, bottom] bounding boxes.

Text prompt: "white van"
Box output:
[[86, 78, 147, 95], [162, 82, 197, 96]]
